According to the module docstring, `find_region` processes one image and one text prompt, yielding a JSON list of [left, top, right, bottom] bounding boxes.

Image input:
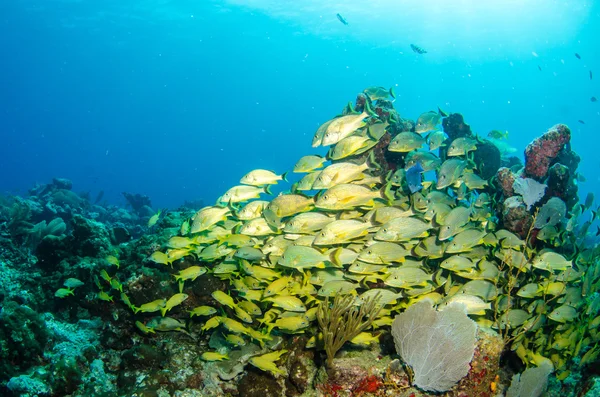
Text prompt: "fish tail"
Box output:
[[363, 99, 375, 117], [281, 172, 289, 182], [367, 150, 382, 171], [264, 185, 273, 195], [330, 247, 343, 268], [381, 182, 394, 205]]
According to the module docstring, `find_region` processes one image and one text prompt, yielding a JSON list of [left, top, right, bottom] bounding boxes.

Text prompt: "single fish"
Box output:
[[240, 169, 288, 186], [410, 44, 427, 54], [575, 53, 581, 59], [336, 13, 348, 25], [405, 151, 441, 172], [590, 70, 593, 80], [487, 130, 509, 140], [591, 97, 597, 102], [538, 65, 542, 71], [322, 110, 370, 146], [427, 130, 447, 151], [414, 111, 441, 134], [447, 137, 477, 157], [293, 155, 327, 173], [578, 120, 585, 124], [363, 86, 395, 101], [388, 131, 425, 152], [405, 162, 424, 193]]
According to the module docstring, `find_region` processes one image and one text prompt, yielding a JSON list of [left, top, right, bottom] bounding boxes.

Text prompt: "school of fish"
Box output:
[[98, 86, 600, 380]]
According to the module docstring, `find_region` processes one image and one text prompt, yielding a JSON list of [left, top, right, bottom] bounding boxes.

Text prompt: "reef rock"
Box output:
[[524, 124, 570, 180]]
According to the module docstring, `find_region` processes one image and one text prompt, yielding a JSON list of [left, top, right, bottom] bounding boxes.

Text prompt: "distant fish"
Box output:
[[538, 65, 542, 71], [336, 13, 348, 25], [575, 53, 581, 59], [590, 70, 593, 80], [405, 162, 424, 193], [94, 190, 104, 204], [532, 51, 539, 57], [592, 97, 597, 102], [578, 120, 586, 124], [410, 44, 427, 54]]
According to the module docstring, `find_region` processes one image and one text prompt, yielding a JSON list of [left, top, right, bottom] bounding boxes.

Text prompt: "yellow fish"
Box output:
[[236, 200, 269, 220], [54, 288, 74, 298], [105, 255, 120, 269], [189, 305, 217, 318], [322, 110, 370, 146], [316, 184, 387, 210], [161, 293, 189, 316], [263, 295, 306, 312], [212, 290, 237, 309], [220, 185, 272, 204], [313, 220, 372, 246], [249, 350, 288, 376], [293, 155, 327, 173], [148, 210, 161, 227], [135, 299, 167, 314], [312, 162, 370, 189], [240, 169, 288, 186], [173, 266, 207, 282], [201, 351, 229, 361], [191, 206, 231, 233]]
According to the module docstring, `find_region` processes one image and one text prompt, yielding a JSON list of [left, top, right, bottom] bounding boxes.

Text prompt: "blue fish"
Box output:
[[336, 13, 348, 25], [406, 162, 424, 194]]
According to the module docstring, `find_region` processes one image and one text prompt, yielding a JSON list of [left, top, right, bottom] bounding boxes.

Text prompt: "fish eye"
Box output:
[[368, 250, 372, 254], [383, 228, 388, 232]]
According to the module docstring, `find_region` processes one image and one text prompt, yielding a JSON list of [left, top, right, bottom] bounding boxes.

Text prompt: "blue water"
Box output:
[[1, 0, 598, 208]]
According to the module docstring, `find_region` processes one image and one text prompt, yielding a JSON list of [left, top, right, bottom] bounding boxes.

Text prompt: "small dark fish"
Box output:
[[538, 65, 542, 71], [578, 120, 586, 124], [592, 97, 597, 102], [590, 70, 593, 80], [575, 53, 581, 59], [406, 162, 424, 194], [410, 44, 427, 54], [336, 13, 348, 25], [438, 106, 449, 117]]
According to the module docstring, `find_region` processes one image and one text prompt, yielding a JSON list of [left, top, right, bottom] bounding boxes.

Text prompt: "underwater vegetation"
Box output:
[[1, 87, 600, 397]]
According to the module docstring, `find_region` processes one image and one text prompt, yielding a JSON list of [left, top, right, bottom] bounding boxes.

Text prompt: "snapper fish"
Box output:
[[427, 130, 447, 151], [415, 111, 441, 134], [388, 131, 425, 152], [363, 86, 395, 101], [240, 169, 288, 186], [322, 106, 372, 146]]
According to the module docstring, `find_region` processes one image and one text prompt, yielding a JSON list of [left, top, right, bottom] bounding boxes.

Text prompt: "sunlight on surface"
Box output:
[[224, 0, 592, 57]]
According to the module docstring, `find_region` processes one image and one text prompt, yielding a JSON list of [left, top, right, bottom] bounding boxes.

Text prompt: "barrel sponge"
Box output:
[[391, 299, 477, 392]]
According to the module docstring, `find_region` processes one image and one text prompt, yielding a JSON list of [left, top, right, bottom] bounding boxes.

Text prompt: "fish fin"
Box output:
[[437, 106, 449, 117], [330, 247, 343, 268], [264, 185, 273, 195], [389, 86, 396, 102], [363, 99, 376, 117], [381, 182, 394, 205], [367, 150, 382, 171], [281, 172, 289, 182]]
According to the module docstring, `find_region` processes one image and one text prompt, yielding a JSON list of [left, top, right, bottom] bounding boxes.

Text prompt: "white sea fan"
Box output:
[[513, 177, 547, 210], [391, 299, 477, 392]]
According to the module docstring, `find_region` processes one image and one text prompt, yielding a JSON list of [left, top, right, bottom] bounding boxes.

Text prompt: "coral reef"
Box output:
[[524, 124, 570, 180], [0, 89, 598, 397]]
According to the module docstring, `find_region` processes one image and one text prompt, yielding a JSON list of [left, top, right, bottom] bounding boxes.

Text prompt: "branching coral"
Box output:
[[317, 293, 382, 369]]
